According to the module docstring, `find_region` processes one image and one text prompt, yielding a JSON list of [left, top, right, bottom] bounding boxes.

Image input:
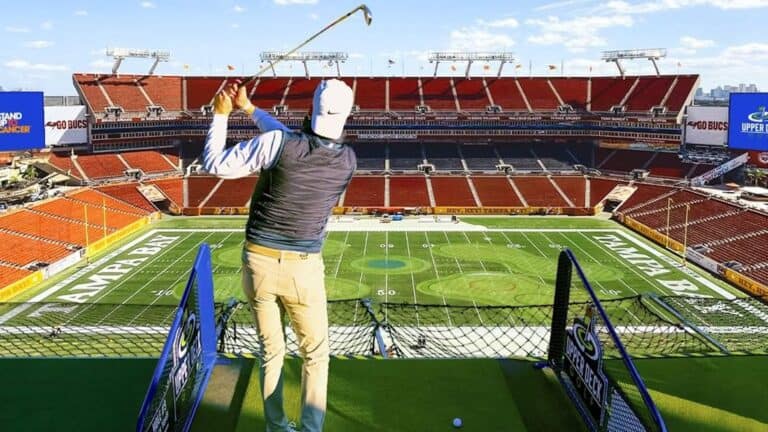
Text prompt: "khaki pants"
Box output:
[[242, 246, 329, 432]]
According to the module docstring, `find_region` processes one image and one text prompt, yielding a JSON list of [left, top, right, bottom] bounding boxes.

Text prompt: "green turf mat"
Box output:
[[0, 358, 155, 431], [607, 356, 768, 432], [193, 358, 585, 432]]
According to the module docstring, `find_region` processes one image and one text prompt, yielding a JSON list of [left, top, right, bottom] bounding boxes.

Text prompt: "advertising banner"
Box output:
[[685, 106, 728, 146], [0, 91, 45, 151], [45, 106, 88, 146], [728, 93, 768, 151]]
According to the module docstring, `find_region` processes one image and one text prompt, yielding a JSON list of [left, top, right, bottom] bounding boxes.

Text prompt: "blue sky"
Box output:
[[2, 0, 768, 95]]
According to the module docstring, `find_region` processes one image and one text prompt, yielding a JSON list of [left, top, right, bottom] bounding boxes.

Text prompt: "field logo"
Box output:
[[564, 304, 609, 426]]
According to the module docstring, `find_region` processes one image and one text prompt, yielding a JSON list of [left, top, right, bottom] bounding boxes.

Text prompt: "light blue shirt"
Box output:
[[202, 108, 289, 179]]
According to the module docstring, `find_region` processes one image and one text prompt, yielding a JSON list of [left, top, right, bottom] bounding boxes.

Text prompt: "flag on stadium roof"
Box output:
[[515, 63, 522, 69], [227, 64, 236, 71], [483, 63, 491, 71], [548, 64, 557, 70]]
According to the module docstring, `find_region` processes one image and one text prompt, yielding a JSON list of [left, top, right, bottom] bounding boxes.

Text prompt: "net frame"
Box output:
[[547, 249, 668, 432], [135, 244, 217, 432]]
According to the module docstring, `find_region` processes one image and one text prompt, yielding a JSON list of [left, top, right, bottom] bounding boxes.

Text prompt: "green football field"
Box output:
[[0, 215, 744, 326]]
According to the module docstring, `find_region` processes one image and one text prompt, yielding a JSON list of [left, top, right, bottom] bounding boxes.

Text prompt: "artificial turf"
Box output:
[[0, 216, 741, 329]]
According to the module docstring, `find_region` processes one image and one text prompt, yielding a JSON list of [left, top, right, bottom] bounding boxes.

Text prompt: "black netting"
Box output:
[[217, 300, 379, 357], [0, 302, 176, 357], [656, 295, 768, 353], [380, 302, 554, 358]]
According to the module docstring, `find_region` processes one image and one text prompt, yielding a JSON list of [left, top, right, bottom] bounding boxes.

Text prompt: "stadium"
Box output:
[[1, 4, 768, 432]]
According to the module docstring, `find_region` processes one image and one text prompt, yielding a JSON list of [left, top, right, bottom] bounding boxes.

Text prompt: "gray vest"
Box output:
[[245, 130, 356, 252]]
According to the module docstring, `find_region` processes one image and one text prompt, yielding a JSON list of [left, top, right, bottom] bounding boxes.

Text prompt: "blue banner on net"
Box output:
[[136, 244, 217, 432]]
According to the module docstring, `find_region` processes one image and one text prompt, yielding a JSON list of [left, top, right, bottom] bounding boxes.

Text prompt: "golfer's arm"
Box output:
[[202, 114, 283, 179], [251, 107, 290, 133]]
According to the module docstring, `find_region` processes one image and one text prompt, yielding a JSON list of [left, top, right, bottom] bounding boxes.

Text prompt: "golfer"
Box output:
[[203, 79, 356, 432]]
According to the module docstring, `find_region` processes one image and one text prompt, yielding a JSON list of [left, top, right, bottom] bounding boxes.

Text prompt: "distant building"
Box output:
[[694, 83, 760, 102]]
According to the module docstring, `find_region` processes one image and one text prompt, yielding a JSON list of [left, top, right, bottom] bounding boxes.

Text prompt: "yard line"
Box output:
[[65, 232, 196, 325], [472, 300, 485, 325], [516, 231, 548, 258], [552, 232, 648, 323], [404, 232, 421, 327], [423, 232, 452, 320], [503, 231, 549, 286], [353, 232, 369, 323], [98, 232, 216, 325], [129, 232, 237, 325], [442, 296, 454, 326], [441, 232, 464, 274], [578, 232, 674, 318], [385, 231, 389, 323], [462, 232, 487, 272], [332, 231, 351, 280], [454, 231, 485, 321], [547, 232, 613, 294]]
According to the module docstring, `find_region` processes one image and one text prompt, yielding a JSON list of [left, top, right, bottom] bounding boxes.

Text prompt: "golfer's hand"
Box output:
[[213, 90, 233, 116], [225, 81, 256, 115]]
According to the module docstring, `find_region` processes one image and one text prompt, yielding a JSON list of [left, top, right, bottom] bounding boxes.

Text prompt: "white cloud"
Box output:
[[449, 28, 515, 51], [140, 1, 156, 8], [74, 10, 88, 16], [5, 59, 68, 71], [680, 36, 715, 50], [89, 59, 114, 69], [5, 26, 30, 33], [233, 4, 245, 13], [723, 43, 768, 61], [535, 0, 597, 11], [476, 17, 519, 28], [40, 20, 53, 30], [526, 15, 633, 52], [607, 0, 768, 14], [309, 12, 319, 20], [231, 23, 240, 29], [274, 0, 318, 5], [24, 40, 55, 49]]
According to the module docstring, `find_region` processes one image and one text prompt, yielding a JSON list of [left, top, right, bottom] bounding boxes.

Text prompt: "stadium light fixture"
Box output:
[[428, 52, 515, 79], [601, 49, 667, 78], [105, 48, 171, 75], [259, 51, 349, 78]]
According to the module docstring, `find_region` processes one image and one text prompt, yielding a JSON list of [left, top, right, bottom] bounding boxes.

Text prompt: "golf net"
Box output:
[[136, 244, 217, 432], [547, 249, 667, 432]]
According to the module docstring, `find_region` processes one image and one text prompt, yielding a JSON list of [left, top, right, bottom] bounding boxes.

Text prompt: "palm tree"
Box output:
[[755, 170, 767, 188], [745, 168, 757, 186]]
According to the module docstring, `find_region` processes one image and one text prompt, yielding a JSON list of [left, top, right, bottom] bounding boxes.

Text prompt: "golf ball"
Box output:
[[452, 417, 462, 428]]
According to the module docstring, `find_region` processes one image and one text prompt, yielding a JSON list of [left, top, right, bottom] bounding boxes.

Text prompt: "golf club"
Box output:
[[241, 4, 372, 86]]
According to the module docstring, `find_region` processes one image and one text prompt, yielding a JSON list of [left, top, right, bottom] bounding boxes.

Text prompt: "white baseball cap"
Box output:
[[311, 79, 354, 140]]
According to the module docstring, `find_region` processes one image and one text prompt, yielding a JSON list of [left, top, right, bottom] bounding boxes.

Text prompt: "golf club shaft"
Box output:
[[242, 5, 367, 86]]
